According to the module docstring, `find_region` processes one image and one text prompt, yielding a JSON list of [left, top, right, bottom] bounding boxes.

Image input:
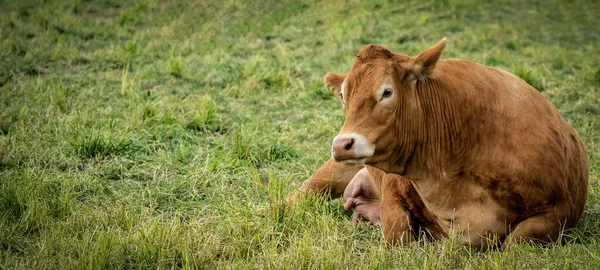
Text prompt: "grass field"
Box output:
[[1, 0, 599, 268]]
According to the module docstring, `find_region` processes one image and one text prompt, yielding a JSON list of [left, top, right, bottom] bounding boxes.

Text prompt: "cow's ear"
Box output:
[[407, 38, 446, 79], [324, 72, 347, 100]]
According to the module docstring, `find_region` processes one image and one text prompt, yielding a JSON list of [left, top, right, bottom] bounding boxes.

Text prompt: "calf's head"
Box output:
[[327, 38, 447, 173]]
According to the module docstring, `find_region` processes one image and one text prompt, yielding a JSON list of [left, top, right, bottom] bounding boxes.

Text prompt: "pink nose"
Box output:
[[332, 136, 357, 161]]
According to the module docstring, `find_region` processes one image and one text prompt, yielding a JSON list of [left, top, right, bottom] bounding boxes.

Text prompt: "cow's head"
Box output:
[[326, 38, 447, 173]]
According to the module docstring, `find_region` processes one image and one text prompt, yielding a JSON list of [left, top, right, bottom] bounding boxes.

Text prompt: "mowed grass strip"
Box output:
[[0, 0, 599, 268]]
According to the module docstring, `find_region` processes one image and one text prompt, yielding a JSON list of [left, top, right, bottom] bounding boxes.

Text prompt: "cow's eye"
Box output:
[[339, 93, 346, 106], [380, 88, 393, 101]]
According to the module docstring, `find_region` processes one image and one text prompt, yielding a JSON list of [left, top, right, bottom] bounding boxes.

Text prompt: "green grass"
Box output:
[[1, 0, 599, 268]]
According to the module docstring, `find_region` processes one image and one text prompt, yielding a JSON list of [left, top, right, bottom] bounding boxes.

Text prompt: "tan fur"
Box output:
[[291, 39, 589, 249]]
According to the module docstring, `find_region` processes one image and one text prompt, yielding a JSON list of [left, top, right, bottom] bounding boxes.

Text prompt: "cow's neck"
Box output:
[[399, 77, 468, 202], [405, 77, 462, 173]]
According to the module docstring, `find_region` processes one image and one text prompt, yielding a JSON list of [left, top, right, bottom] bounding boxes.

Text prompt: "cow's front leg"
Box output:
[[343, 167, 415, 245], [286, 158, 363, 205], [378, 172, 415, 245]]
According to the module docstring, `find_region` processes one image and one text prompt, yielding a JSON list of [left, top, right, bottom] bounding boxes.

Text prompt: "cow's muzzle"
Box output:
[[331, 133, 375, 165]]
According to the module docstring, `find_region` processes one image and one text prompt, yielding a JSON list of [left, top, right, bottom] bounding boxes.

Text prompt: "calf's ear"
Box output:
[[324, 72, 347, 100], [408, 38, 446, 79]]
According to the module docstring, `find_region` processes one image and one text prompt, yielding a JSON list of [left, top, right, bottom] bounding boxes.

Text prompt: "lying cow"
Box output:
[[288, 38, 588, 249]]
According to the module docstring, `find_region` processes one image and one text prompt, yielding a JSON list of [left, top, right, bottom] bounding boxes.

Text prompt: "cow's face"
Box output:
[[326, 39, 446, 173]]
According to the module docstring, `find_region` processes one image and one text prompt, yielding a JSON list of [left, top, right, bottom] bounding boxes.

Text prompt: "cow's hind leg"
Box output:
[[503, 205, 572, 249]]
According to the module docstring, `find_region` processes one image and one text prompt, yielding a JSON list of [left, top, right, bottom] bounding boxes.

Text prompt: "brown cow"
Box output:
[[290, 38, 589, 249]]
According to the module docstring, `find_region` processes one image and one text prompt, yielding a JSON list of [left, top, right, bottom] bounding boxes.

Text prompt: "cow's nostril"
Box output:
[[332, 134, 374, 162], [344, 138, 355, 150]]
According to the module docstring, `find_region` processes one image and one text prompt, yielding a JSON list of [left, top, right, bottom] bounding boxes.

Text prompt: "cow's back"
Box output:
[[428, 60, 588, 225]]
